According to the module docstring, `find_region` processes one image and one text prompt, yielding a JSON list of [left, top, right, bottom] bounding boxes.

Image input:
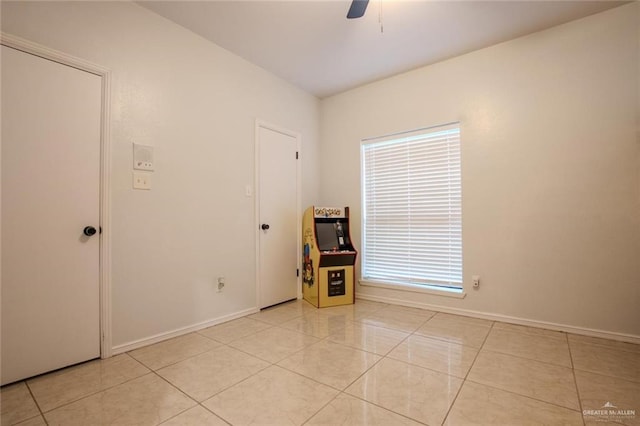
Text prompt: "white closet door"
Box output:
[[1, 45, 102, 385]]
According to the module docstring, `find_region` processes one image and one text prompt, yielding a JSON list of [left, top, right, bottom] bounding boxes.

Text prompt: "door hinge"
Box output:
[[296, 151, 299, 159], [296, 268, 299, 277]]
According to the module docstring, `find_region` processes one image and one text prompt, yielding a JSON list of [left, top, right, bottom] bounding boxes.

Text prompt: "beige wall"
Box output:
[[1, 1, 320, 348], [320, 3, 640, 338], [2, 1, 638, 347]]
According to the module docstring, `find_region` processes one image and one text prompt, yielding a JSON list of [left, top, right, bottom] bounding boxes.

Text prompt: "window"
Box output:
[[361, 123, 462, 292]]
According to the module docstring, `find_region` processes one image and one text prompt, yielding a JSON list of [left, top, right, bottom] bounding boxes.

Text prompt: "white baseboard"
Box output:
[[111, 307, 260, 354], [356, 294, 640, 345]]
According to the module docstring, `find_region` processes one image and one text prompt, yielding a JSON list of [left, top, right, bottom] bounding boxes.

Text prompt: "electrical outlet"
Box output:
[[472, 275, 480, 289], [217, 276, 225, 292], [133, 172, 151, 190]]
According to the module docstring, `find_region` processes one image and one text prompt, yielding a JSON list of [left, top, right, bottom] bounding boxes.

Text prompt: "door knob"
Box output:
[[83, 226, 97, 237], [261, 224, 270, 230]]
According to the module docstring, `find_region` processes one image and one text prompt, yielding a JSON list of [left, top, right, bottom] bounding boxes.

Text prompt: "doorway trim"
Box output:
[[254, 119, 302, 309], [1, 32, 113, 358]]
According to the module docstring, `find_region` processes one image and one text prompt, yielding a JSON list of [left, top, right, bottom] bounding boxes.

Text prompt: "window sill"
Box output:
[[359, 279, 466, 299]]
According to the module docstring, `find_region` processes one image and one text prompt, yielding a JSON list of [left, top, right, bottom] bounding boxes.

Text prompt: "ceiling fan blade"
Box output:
[[347, 0, 369, 19]]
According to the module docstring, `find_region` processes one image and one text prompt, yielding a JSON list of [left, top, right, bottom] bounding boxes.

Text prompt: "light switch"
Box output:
[[133, 172, 151, 190], [245, 185, 253, 197]]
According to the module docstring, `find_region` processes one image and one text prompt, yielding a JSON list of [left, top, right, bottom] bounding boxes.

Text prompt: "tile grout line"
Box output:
[[27, 371, 157, 419], [463, 378, 584, 414], [23, 381, 48, 426], [449, 323, 585, 417], [301, 314, 436, 424], [345, 392, 431, 425], [151, 364, 234, 426], [477, 346, 574, 370], [128, 343, 223, 372], [25, 353, 152, 415], [440, 318, 495, 425], [279, 307, 419, 423], [566, 333, 587, 426], [324, 317, 430, 425]]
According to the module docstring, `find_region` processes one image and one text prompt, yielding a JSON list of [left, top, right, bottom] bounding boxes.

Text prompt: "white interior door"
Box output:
[[257, 123, 299, 309], [1, 46, 102, 385]]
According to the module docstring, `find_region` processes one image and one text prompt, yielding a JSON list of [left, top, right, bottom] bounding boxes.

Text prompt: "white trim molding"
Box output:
[[360, 279, 466, 299], [356, 293, 640, 345], [1, 32, 114, 358], [111, 307, 259, 354]]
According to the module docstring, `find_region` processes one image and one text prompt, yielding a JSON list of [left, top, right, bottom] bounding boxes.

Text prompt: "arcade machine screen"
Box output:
[[316, 222, 339, 251]]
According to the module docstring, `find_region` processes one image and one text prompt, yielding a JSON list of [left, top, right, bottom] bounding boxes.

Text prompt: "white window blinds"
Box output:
[[361, 123, 462, 289]]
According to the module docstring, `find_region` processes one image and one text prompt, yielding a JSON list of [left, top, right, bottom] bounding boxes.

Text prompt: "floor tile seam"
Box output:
[[17, 382, 46, 426], [320, 336, 395, 357], [356, 309, 435, 324], [26, 352, 152, 406], [428, 313, 495, 329], [382, 352, 469, 380], [571, 366, 640, 385], [33, 371, 157, 416], [352, 319, 424, 334], [566, 336, 640, 354], [149, 369, 201, 405], [276, 322, 351, 340], [567, 339, 640, 356], [567, 333, 587, 426], [200, 323, 278, 345], [440, 320, 496, 425], [155, 357, 273, 409], [193, 362, 276, 412], [247, 315, 297, 326], [489, 327, 568, 342], [337, 391, 430, 425], [343, 320, 415, 336], [254, 334, 329, 363], [298, 390, 343, 425], [456, 323, 495, 382], [377, 308, 438, 322], [404, 330, 482, 352], [154, 404, 199, 426], [374, 355, 468, 384], [196, 403, 232, 426], [6, 413, 45, 426], [411, 331, 484, 350], [477, 346, 574, 369], [275, 348, 381, 393], [372, 323, 413, 356], [134, 343, 233, 372], [224, 340, 286, 364], [308, 333, 387, 359], [309, 350, 388, 393], [269, 322, 326, 340], [195, 329, 239, 345], [325, 323, 412, 356], [417, 323, 494, 337], [463, 378, 583, 413]]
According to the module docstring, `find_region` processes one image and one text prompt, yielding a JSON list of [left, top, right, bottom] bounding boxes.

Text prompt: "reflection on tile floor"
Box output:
[[2, 298, 639, 425]]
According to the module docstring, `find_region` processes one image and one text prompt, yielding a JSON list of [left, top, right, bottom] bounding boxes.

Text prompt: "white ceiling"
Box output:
[[138, 1, 626, 98]]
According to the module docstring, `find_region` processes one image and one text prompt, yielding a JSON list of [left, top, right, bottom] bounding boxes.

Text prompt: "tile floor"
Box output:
[[2, 299, 639, 425]]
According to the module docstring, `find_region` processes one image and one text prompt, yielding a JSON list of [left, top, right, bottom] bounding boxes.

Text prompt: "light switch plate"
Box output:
[[133, 172, 151, 190]]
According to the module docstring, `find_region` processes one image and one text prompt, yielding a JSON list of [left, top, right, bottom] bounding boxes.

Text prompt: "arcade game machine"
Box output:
[[302, 206, 357, 308]]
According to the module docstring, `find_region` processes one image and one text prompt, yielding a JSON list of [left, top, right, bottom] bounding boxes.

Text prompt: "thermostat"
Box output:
[[133, 143, 154, 171]]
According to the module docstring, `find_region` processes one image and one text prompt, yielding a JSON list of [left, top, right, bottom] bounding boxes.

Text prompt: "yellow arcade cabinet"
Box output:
[[302, 206, 357, 308]]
